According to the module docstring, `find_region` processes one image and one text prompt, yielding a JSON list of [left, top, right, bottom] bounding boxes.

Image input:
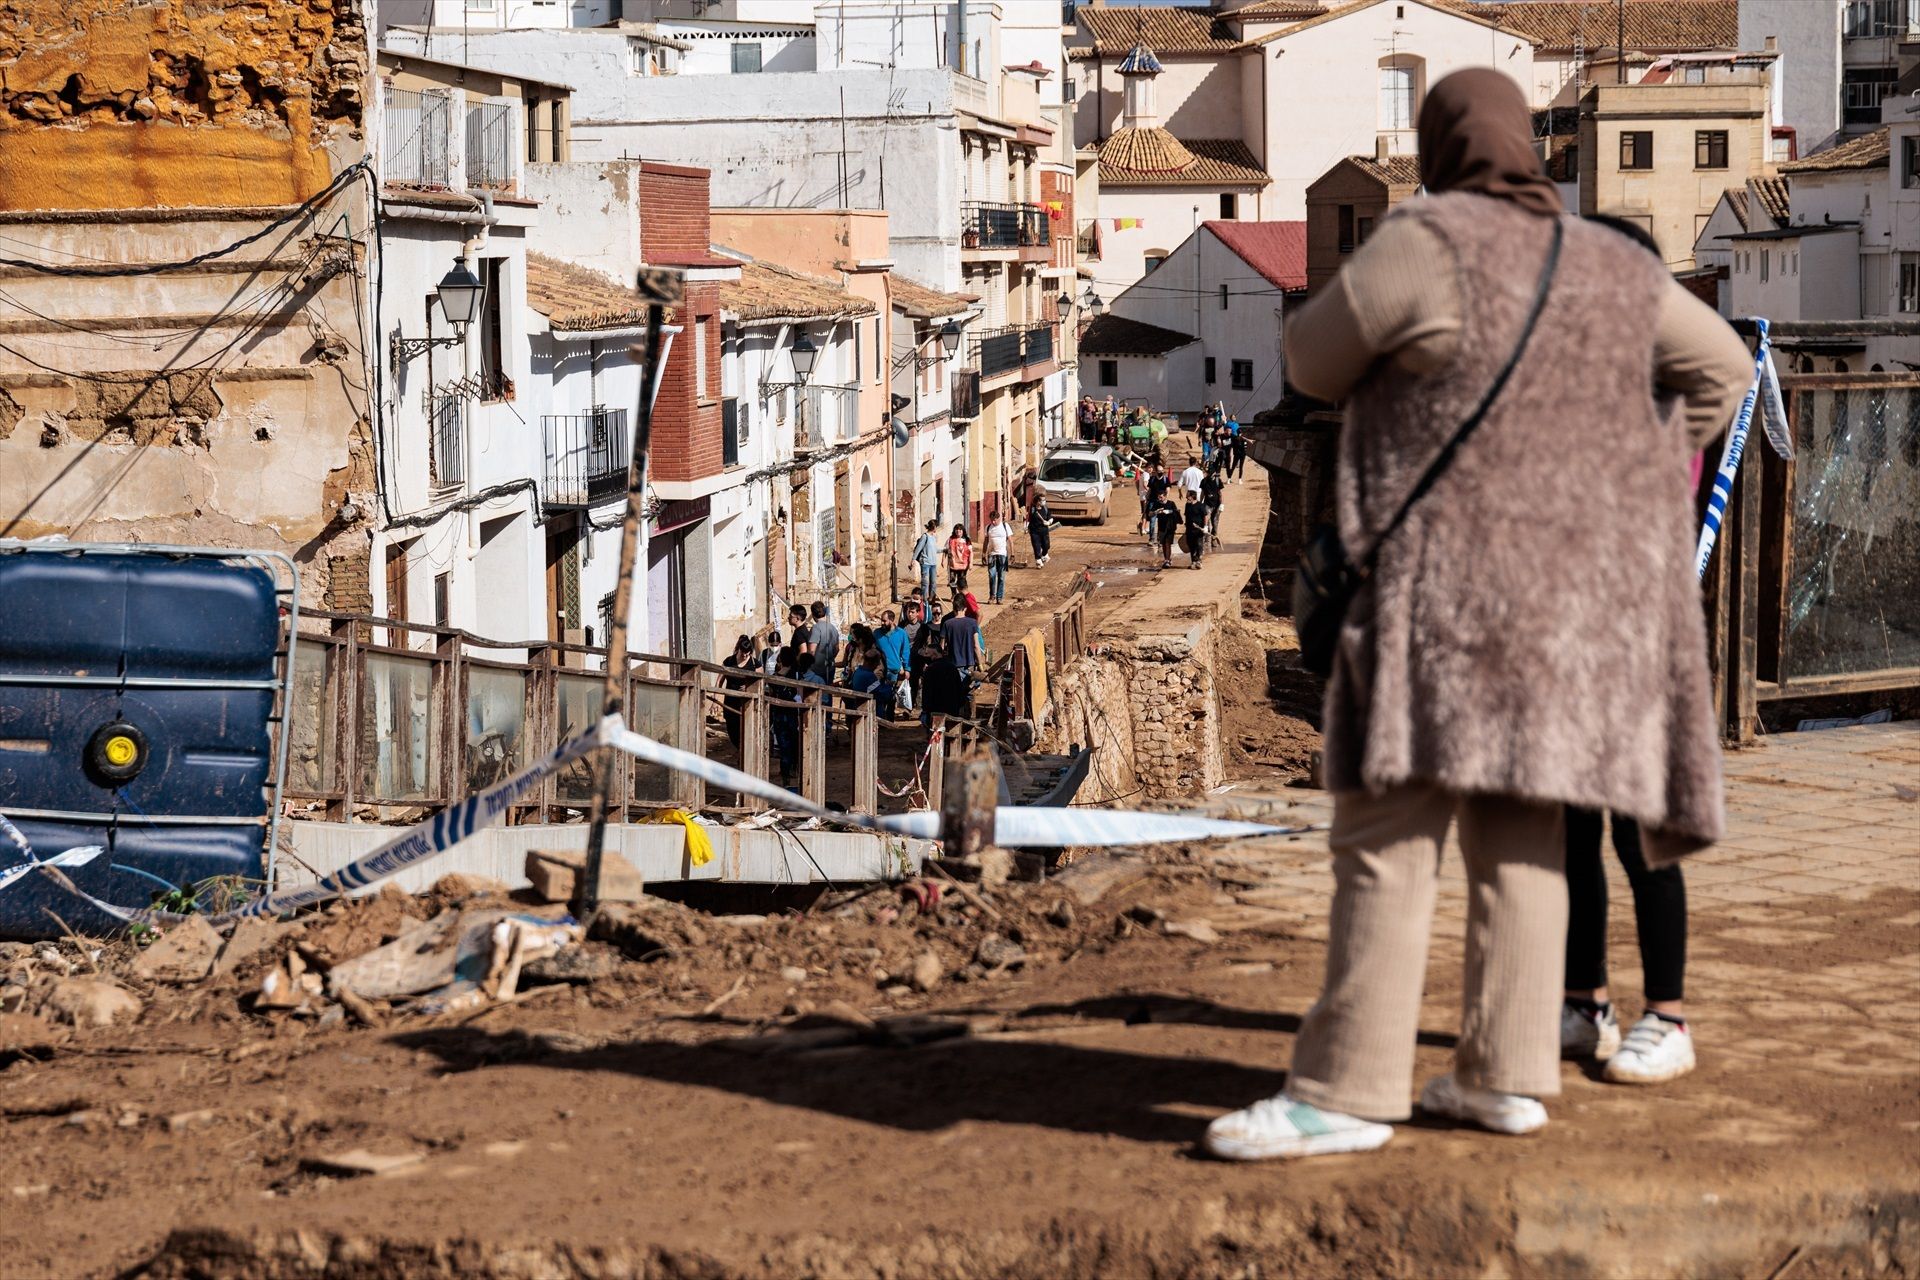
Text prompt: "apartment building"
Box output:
[[1303, 150, 1421, 296], [1578, 62, 1775, 268], [1741, 0, 1917, 157]]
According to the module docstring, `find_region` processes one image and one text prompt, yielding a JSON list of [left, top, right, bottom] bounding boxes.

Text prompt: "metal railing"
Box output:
[[383, 85, 452, 188], [465, 99, 516, 190], [1075, 219, 1101, 261], [1024, 322, 1054, 368], [543, 408, 629, 509], [430, 394, 465, 489], [1706, 365, 1920, 741], [951, 369, 981, 421], [283, 612, 880, 823], [961, 200, 1049, 250], [972, 324, 1054, 378]]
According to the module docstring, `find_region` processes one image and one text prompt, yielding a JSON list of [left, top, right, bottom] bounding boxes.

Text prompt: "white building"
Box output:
[[1080, 218, 1304, 421], [1739, 0, 1915, 159]]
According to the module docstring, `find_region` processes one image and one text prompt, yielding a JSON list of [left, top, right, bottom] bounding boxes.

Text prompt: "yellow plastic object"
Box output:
[[103, 735, 139, 768], [645, 808, 714, 868]]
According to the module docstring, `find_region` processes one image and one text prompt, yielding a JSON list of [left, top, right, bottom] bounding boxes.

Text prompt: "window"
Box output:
[[385, 544, 409, 623], [1380, 63, 1415, 130], [1144, 254, 1165, 273], [695, 317, 710, 400], [1760, 248, 1770, 282], [1337, 204, 1355, 254], [1904, 135, 1920, 189], [1204, 356, 1217, 384], [1619, 131, 1653, 170], [731, 42, 763, 73], [1843, 68, 1895, 124], [851, 320, 860, 386], [478, 258, 507, 399], [874, 317, 883, 382], [1098, 359, 1118, 387], [1356, 215, 1374, 245], [433, 573, 450, 628], [1899, 254, 1920, 313], [722, 397, 741, 467], [1683, 64, 1706, 84], [1695, 130, 1728, 169], [1219, 284, 1230, 311], [1219, 193, 1238, 220], [1230, 359, 1254, 390]]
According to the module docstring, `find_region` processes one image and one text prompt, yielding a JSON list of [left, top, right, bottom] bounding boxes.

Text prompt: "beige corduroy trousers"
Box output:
[[1285, 784, 1568, 1122]]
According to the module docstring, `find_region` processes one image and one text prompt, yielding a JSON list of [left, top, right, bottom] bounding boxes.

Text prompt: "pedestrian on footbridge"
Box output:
[[1203, 67, 1752, 1164]]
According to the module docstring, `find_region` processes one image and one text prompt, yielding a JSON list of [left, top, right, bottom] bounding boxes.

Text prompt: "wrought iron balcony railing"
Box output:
[[543, 407, 629, 508], [961, 200, 1050, 250]]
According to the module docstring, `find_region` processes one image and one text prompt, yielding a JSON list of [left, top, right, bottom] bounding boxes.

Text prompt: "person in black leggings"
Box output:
[[1562, 807, 1695, 1084]]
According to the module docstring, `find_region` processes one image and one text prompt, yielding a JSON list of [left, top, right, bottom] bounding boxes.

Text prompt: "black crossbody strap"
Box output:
[[1357, 217, 1564, 580]]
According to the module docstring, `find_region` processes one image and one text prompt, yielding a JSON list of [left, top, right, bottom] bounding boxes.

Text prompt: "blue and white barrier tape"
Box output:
[[1695, 317, 1792, 579], [21, 713, 1321, 930]]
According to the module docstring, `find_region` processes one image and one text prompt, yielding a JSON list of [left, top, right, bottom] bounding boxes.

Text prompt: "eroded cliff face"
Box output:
[[0, 0, 366, 210]]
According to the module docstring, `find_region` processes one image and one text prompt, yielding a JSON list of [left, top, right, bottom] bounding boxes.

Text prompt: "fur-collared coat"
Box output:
[[1320, 196, 1728, 862]]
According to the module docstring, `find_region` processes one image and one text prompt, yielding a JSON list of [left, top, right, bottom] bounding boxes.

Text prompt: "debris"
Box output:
[[428, 873, 511, 900], [212, 918, 295, 980], [165, 1109, 216, 1134], [590, 900, 707, 960], [698, 975, 748, 1018], [315, 1005, 345, 1030], [39, 979, 141, 1029], [908, 951, 943, 992], [335, 988, 383, 1027], [525, 848, 645, 904], [11, 1184, 51, 1199], [301, 1149, 426, 1179], [131, 915, 222, 984], [62, 1110, 103, 1131], [1795, 708, 1891, 732], [1125, 904, 1166, 927], [1045, 900, 1076, 929], [1163, 919, 1221, 944], [779, 965, 809, 985], [926, 862, 1005, 920], [521, 944, 621, 985], [973, 933, 1027, 971], [963, 847, 1014, 888]]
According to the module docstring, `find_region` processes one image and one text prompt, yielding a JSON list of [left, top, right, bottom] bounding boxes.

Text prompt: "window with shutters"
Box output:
[[1230, 359, 1253, 390], [1695, 130, 1729, 169], [1619, 131, 1653, 170]]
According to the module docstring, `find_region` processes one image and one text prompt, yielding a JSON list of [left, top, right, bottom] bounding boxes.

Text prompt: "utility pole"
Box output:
[[1616, 0, 1626, 84], [577, 265, 685, 921]]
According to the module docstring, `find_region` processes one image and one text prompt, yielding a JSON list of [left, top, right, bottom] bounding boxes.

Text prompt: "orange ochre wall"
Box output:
[[0, 0, 365, 212]]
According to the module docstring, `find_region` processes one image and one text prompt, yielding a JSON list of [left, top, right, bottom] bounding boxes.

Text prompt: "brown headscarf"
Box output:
[[1416, 68, 1563, 218]]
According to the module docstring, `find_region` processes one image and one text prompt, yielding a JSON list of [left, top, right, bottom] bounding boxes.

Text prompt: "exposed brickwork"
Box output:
[[638, 163, 722, 485], [638, 163, 714, 264]]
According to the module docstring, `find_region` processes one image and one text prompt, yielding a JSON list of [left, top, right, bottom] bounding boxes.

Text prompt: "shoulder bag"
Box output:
[[1293, 219, 1563, 678]]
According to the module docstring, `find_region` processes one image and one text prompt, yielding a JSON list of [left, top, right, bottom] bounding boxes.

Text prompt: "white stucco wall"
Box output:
[[655, 22, 817, 75], [521, 160, 642, 284], [1741, 0, 1843, 156], [1728, 228, 1862, 322], [1088, 188, 1267, 301]]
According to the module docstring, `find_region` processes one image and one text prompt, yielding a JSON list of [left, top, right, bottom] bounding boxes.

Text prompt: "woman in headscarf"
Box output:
[[1204, 69, 1751, 1162]]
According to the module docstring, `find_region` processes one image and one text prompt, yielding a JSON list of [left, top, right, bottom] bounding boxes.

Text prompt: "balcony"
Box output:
[[1024, 323, 1053, 368], [970, 323, 1056, 383], [430, 394, 466, 489], [543, 408, 629, 508], [384, 85, 452, 188], [951, 369, 981, 422], [961, 200, 1050, 253]]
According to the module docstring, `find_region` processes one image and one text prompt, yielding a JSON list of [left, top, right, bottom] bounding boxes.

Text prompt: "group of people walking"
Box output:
[[911, 497, 1055, 610], [1201, 69, 1750, 1162], [1138, 449, 1234, 571]]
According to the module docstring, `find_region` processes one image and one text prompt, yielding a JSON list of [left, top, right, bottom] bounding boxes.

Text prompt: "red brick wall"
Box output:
[[649, 282, 721, 483], [638, 163, 721, 484], [638, 162, 713, 263], [1041, 170, 1073, 270]]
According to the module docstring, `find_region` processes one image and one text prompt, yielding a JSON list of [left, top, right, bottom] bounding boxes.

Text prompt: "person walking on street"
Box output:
[[847, 650, 897, 721], [944, 524, 973, 599], [1179, 454, 1205, 503], [1561, 809, 1695, 1083], [983, 509, 1014, 603], [874, 608, 912, 716], [941, 595, 985, 680], [1228, 418, 1247, 480], [911, 518, 942, 609], [1134, 462, 1153, 538], [1028, 494, 1054, 567], [1145, 462, 1172, 545], [806, 601, 840, 685], [1183, 492, 1209, 569], [1201, 69, 1750, 1162], [909, 601, 943, 717], [1201, 463, 1225, 546], [720, 634, 757, 748], [1150, 492, 1182, 568]]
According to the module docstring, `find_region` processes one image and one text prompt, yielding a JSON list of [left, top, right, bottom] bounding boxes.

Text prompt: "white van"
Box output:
[[1036, 443, 1115, 523]]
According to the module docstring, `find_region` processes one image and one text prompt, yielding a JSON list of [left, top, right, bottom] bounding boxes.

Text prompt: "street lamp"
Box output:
[[787, 330, 819, 384], [1081, 285, 1104, 317], [390, 256, 487, 370], [939, 319, 962, 357], [1056, 290, 1074, 319]]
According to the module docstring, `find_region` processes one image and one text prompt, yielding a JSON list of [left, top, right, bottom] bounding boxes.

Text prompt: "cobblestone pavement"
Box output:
[[1185, 719, 1920, 1089]]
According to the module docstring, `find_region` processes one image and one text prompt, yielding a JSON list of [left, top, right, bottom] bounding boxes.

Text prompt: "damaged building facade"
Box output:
[[0, 0, 376, 611]]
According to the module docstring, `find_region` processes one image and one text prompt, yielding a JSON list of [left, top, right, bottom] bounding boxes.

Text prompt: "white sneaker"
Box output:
[[1561, 1001, 1621, 1060], [1604, 1014, 1696, 1085], [1419, 1074, 1548, 1135], [1203, 1093, 1394, 1162]]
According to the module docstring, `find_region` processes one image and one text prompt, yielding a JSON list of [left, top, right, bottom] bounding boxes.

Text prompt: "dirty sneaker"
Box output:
[[1561, 1000, 1621, 1060], [1419, 1074, 1548, 1135], [1203, 1093, 1393, 1162], [1604, 1013, 1695, 1085]]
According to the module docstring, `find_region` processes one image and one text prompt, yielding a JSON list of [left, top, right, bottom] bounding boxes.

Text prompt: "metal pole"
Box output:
[[579, 267, 683, 918], [1616, 0, 1626, 84]]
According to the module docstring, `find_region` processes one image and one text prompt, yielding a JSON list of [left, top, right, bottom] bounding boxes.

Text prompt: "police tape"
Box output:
[[19, 713, 1322, 931], [1696, 317, 1792, 580]]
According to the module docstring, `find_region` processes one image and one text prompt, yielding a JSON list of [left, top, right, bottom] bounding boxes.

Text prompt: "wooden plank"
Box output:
[[1755, 665, 1920, 701], [1732, 449, 1762, 743]]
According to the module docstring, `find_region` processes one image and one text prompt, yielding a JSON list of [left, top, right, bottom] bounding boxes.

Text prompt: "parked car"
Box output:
[[1036, 444, 1115, 523]]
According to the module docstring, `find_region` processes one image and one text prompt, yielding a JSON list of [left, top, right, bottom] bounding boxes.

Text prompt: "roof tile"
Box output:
[[1750, 174, 1791, 224], [1081, 313, 1196, 357], [1205, 220, 1308, 291], [1779, 127, 1889, 174], [1437, 0, 1737, 54], [526, 253, 671, 331], [1077, 6, 1244, 55], [1099, 134, 1271, 188], [716, 257, 874, 323], [892, 275, 978, 321]]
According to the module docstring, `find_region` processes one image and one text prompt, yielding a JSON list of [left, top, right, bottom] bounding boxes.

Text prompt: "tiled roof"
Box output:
[[1205, 220, 1308, 291], [1227, 0, 1331, 19], [1076, 6, 1244, 55], [716, 257, 874, 323], [1722, 185, 1750, 231], [526, 253, 672, 331], [1099, 134, 1271, 188], [1780, 127, 1889, 174], [1117, 41, 1165, 75], [892, 275, 977, 321], [1750, 174, 1790, 224], [1099, 126, 1197, 174], [1350, 153, 1423, 185], [1081, 313, 1196, 357], [1439, 0, 1737, 53]]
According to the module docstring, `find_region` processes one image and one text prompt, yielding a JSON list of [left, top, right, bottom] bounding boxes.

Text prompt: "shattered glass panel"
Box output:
[[358, 654, 438, 802], [1785, 386, 1920, 679], [464, 666, 527, 795]]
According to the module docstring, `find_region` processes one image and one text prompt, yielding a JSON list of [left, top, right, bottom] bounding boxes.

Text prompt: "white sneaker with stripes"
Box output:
[[1604, 1014, 1696, 1084], [1204, 1093, 1394, 1161]]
